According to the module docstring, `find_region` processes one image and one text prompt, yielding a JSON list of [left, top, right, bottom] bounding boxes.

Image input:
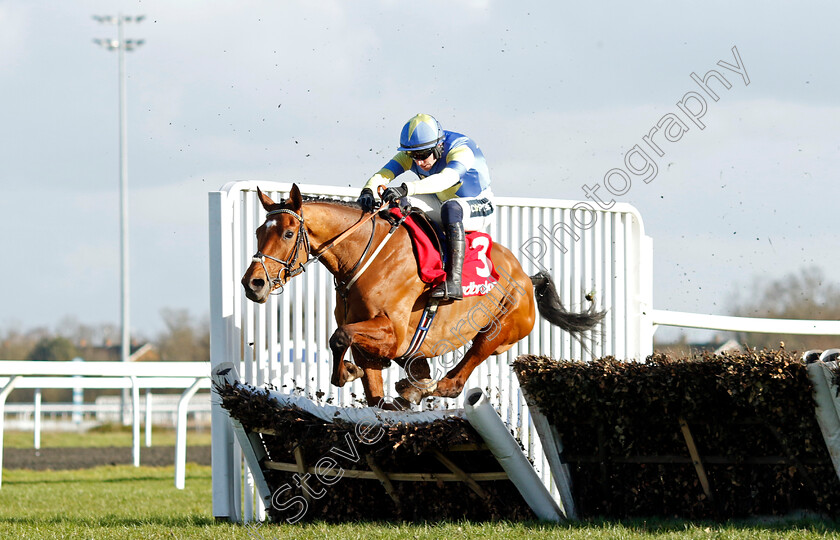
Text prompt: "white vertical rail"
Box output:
[[580, 205, 594, 357], [280, 252, 291, 390], [614, 214, 627, 360], [145, 390, 152, 447], [131, 376, 140, 467], [242, 194, 256, 388], [240, 193, 256, 523], [625, 214, 640, 360], [603, 212, 615, 356], [175, 378, 202, 490], [639, 234, 655, 359], [498, 206, 512, 426], [268, 286, 279, 387], [592, 208, 603, 358], [209, 190, 238, 522], [0, 376, 21, 489], [33, 389, 41, 450], [230, 192, 244, 524]]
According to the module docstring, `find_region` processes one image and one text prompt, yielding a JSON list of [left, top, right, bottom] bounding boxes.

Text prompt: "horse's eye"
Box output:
[[284, 230, 294, 239]]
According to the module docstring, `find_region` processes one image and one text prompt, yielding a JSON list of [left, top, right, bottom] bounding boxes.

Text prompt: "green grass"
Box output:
[[3, 426, 212, 448], [0, 464, 226, 539], [2, 430, 840, 538], [239, 520, 840, 539], [1, 465, 840, 539]]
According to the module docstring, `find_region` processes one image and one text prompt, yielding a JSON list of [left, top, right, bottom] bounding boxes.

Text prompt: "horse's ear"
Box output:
[[289, 183, 303, 211], [257, 187, 275, 211]]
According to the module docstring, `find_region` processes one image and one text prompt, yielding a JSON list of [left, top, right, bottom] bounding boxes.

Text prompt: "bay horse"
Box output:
[[241, 184, 604, 409]]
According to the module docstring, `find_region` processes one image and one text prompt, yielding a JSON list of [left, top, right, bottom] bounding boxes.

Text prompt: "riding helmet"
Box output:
[[398, 113, 444, 153]]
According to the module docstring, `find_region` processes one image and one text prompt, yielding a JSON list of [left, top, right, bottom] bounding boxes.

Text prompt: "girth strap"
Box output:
[[395, 298, 441, 363]]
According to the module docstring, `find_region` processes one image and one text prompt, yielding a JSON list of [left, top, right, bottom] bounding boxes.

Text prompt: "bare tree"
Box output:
[[729, 266, 840, 351], [156, 308, 210, 362], [56, 316, 96, 347], [0, 326, 36, 360], [26, 336, 78, 361]]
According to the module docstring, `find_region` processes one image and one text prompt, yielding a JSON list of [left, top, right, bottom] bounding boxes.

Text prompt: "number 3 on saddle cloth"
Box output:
[[387, 208, 499, 297]]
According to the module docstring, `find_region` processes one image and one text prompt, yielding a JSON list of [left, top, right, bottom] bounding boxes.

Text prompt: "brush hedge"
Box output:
[[514, 350, 840, 519], [216, 382, 535, 523]]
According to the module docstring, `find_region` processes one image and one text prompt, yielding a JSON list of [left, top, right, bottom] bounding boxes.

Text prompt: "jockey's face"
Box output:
[[413, 153, 436, 172]]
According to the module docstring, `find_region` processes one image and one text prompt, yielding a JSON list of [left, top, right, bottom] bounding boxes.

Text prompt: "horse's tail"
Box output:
[[530, 271, 605, 335]]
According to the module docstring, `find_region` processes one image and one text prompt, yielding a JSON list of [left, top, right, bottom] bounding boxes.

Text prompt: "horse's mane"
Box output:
[[300, 194, 361, 209]]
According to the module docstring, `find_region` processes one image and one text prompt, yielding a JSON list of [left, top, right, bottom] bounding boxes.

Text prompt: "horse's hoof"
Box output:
[[373, 397, 412, 411], [344, 361, 364, 382], [431, 378, 461, 398], [396, 378, 437, 404], [392, 396, 413, 410]]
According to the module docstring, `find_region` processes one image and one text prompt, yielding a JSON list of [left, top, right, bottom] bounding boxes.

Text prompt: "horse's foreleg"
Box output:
[[353, 352, 407, 409], [328, 316, 397, 388]]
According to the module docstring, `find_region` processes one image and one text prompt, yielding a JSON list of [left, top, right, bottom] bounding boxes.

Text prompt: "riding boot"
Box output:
[[431, 221, 465, 301]]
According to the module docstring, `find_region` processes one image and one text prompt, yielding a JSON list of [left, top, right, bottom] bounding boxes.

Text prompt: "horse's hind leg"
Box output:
[[432, 303, 528, 399], [328, 315, 398, 388], [393, 355, 435, 405], [432, 336, 500, 398], [433, 268, 536, 398]]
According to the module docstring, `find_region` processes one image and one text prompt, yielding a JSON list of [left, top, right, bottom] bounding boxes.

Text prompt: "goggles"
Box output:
[[407, 148, 434, 161]]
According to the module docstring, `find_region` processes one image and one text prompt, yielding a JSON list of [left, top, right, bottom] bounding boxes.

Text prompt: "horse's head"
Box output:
[[241, 184, 310, 303]]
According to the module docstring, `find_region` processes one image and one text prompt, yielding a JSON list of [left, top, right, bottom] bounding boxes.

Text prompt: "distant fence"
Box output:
[[651, 309, 840, 337], [0, 361, 210, 490], [3, 395, 212, 431]]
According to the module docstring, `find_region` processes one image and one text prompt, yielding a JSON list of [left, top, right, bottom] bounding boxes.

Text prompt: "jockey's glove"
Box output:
[[381, 184, 408, 206], [358, 188, 376, 213]]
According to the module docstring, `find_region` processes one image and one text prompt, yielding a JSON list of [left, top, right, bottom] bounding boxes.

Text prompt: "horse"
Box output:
[[241, 184, 604, 409]]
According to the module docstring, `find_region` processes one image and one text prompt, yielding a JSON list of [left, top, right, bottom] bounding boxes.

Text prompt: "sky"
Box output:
[[1, 1, 838, 344]]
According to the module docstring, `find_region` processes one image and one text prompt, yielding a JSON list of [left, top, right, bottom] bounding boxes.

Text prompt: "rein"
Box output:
[[251, 208, 380, 295], [334, 210, 408, 320]]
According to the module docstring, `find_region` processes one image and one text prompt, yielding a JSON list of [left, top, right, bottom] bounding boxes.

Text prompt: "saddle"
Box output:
[[383, 207, 499, 296]]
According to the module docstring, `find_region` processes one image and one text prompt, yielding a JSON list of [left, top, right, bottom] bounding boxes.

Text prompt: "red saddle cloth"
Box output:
[[390, 208, 499, 297]]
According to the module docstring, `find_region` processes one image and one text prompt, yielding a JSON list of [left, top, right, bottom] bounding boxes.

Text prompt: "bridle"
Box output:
[[251, 208, 313, 295], [251, 206, 380, 296]]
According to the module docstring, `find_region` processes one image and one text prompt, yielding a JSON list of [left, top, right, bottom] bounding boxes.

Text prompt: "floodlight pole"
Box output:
[[94, 14, 144, 424], [117, 15, 129, 382]]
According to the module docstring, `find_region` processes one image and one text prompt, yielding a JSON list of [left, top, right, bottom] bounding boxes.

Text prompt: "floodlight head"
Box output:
[[93, 38, 119, 51], [123, 39, 145, 51]]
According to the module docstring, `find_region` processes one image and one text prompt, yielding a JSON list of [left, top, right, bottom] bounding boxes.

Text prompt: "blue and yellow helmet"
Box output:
[[398, 113, 444, 152]]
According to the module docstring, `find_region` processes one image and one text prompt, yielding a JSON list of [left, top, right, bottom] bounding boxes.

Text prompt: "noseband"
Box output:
[[251, 208, 312, 295]]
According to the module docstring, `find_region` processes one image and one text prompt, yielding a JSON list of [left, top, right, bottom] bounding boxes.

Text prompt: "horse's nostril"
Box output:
[[252, 278, 265, 289]]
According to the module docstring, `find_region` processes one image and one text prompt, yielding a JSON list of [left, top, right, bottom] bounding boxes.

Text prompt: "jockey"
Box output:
[[358, 113, 495, 301]]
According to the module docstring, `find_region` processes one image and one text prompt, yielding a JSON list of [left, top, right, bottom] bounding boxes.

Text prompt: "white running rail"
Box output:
[[0, 361, 209, 489]]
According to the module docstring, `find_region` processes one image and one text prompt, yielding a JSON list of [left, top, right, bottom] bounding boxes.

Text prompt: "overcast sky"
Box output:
[[2, 1, 838, 343]]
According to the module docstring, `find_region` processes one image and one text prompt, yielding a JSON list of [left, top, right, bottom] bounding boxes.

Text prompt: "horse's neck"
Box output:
[[305, 203, 378, 279]]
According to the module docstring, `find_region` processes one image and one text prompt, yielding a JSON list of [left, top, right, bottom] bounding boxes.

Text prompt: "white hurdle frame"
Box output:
[[209, 181, 653, 522]]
